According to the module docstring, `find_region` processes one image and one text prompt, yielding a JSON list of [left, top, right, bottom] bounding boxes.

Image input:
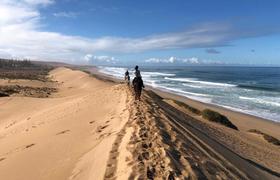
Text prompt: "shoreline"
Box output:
[[85, 66, 280, 139], [152, 86, 279, 122], [151, 87, 280, 139]]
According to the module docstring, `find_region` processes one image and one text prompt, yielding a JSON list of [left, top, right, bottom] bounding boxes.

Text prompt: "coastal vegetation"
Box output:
[[0, 59, 53, 81], [172, 99, 202, 115], [202, 109, 238, 130], [0, 59, 56, 98], [248, 129, 280, 146]]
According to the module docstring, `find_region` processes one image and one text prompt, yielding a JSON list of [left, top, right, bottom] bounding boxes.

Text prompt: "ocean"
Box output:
[[98, 66, 280, 122]]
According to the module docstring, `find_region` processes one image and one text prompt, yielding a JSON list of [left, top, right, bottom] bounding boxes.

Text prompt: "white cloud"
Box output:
[[53, 12, 78, 18], [0, 3, 38, 25], [145, 57, 175, 63], [145, 56, 202, 64], [182, 57, 200, 64], [84, 54, 117, 64], [92, 55, 116, 62], [23, 0, 54, 6], [145, 58, 160, 63], [168, 56, 176, 63], [84, 54, 93, 62]]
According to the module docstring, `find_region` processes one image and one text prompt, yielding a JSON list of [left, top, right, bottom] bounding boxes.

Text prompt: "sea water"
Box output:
[[98, 66, 280, 122]]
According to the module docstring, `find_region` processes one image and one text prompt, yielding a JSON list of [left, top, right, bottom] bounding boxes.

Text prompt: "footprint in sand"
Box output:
[[5, 121, 16, 129], [25, 143, 35, 149], [56, 130, 70, 135], [103, 126, 128, 180], [99, 132, 112, 139], [101, 125, 109, 129], [97, 125, 109, 133], [89, 121, 95, 124]]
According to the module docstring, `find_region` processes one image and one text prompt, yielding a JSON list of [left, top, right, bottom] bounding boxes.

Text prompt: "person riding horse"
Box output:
[[132, 66, 144, 100], [124, 70, 130, 85]]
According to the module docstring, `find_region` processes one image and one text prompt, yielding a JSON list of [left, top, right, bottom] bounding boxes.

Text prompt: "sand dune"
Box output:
[[0, 67, 279, 180], [0, 68, 131, 180]]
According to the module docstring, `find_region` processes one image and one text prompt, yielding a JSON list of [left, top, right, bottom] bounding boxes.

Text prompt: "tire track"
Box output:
[[143, 90, 279, 180]]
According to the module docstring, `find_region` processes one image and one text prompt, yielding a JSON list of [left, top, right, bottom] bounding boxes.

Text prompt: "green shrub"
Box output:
[[202, 109, 238, 130], [173, 100, 201, 115]]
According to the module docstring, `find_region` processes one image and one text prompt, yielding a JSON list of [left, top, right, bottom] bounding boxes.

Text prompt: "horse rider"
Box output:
[[134, 65, 141, 78], [124, 70, 130, 85], [132, 65, 145, 100]]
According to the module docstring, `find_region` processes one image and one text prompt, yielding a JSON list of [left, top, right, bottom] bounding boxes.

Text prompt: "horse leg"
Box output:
[[135, 88, 141, 100], [138, 89, 142, 100], [133, 87, 138, 100], [136, 89, 140, 100]]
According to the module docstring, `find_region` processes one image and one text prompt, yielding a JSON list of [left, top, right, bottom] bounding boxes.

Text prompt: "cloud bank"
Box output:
[[84, 54, 117, 64], [145, 56, 200, 64], [145, 56, 228, 65]]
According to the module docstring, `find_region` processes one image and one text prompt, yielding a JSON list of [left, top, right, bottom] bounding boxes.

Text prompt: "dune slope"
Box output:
[[0, 68, 131, 180]]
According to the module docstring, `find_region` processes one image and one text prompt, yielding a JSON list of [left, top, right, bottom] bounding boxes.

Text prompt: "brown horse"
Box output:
[[132, 77, 144, 100]]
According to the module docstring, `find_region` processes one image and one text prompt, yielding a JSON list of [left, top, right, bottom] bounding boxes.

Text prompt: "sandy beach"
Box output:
[[0, 67, 280, 180]]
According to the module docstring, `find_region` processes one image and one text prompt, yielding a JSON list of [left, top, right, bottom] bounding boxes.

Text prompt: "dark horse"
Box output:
[[132, 77, 144, 100]]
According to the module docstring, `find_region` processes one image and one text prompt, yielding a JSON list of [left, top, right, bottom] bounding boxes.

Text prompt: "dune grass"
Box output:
[[202, 109, 238, 130], [248, 129, 280, 146], [171, 100, 201, 115]]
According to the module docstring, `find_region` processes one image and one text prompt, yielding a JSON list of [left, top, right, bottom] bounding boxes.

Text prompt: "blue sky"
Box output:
[[0, 0, 280, 66]]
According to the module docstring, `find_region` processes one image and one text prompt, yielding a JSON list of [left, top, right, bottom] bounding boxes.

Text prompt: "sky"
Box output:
[[0, 0, 280, 66]]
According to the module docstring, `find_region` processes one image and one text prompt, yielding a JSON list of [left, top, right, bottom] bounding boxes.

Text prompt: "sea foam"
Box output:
[[165, 77, 236, 87]]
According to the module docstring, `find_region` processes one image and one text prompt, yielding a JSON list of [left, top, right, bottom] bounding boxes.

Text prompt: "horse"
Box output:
[[125, 75, 130, 85], [132, 77, 144, 100]]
